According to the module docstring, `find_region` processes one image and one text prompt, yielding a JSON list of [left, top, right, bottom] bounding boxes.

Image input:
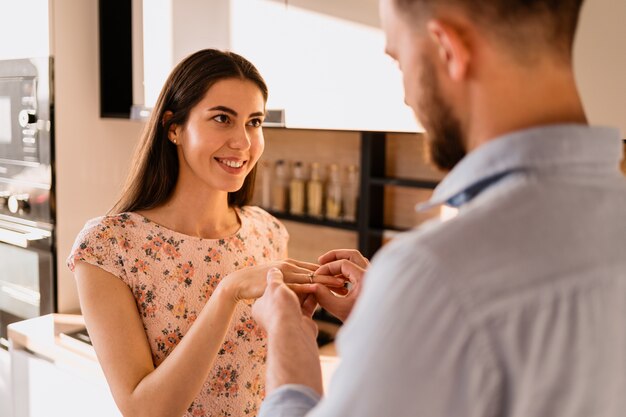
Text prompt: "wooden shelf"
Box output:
[[263, 132, 441, 260], [267, 210, 358, 231], [370, 177, 438, 190], [369, 225, 410, 236]]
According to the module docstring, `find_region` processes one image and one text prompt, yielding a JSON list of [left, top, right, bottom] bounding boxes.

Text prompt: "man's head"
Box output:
[[380, 0, 586, 170]]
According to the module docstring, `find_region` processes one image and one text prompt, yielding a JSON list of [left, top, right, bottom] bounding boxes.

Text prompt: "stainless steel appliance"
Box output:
[[0, 57, 55, 348]]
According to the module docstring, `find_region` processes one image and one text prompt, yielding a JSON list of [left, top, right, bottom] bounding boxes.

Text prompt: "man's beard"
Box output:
[[416, 59, 467, 172]]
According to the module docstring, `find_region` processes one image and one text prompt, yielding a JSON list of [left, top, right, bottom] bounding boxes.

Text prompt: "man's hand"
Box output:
[[252, 268, 323, 395], [313, 249, 369, 322]]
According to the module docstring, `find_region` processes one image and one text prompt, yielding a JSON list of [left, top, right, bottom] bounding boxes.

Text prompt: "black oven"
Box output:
[[0, 57, 55, 349], [0, 219, 55, 346]]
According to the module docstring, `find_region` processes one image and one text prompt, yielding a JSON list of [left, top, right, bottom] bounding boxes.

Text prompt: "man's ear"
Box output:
[[426, 19, 470, 81], [162, 110, 180, 144]]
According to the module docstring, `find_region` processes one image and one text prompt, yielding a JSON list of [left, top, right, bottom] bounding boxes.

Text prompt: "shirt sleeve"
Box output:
[[258, 385, 321, 417], [66, 216, 128, 281], [265, 231, 502, 417]]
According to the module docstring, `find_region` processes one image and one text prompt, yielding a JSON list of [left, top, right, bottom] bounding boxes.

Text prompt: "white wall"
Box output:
[[52, 0, 144, 313], [575, 0, 626, 136]]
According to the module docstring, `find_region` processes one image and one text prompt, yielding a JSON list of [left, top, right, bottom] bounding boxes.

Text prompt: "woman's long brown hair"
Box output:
[[110, 49, 268, 214]]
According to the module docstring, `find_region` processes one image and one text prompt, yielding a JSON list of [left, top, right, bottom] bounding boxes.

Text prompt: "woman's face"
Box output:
[[169, 78, 266, 194]]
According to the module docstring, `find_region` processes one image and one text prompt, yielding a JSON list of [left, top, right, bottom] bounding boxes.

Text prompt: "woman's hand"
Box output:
[[219, 259, 346, 302]]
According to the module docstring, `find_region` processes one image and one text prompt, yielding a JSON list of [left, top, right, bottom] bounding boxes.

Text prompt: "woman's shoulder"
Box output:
[[67, 213, 142, 275], [238, 206, 289, 256], [79, 212, 143, 236], [239, 206, 283, 229], [239, 206, 288, 238]]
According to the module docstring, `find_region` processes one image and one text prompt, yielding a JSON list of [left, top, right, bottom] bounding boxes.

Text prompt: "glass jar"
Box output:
[[271, 159, 288, 212], [343, 164, 359, 222], [289, 161, 306, 215], [307, 162, 324, 218], [326, 163, 342, 221], [259, 160, 272, 210]]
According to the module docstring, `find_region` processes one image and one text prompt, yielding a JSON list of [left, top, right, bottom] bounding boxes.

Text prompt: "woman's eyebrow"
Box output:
[[208, 105, 237, 116], [208, 106, 265, 118]]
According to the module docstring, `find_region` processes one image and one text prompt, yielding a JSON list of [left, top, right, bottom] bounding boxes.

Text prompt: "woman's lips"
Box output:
[[215, 157, 247, 174]]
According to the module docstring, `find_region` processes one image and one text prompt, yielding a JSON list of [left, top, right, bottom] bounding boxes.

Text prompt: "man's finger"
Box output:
[[318, 249, 369, 268], [312, 274, 347, 287], [301, 294, 319, 318], [314, 259, 364, 284], [266, 267, 284, 285], [329, 286, 349, 296]]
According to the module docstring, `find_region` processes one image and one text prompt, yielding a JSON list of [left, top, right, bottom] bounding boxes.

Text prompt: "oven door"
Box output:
[[0, 57, 52, 171], [0, 76, 40, 165], [0, 220, 54, 347]]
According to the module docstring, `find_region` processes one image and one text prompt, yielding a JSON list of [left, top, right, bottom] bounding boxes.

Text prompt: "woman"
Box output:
[[67, 49, 343, 417]]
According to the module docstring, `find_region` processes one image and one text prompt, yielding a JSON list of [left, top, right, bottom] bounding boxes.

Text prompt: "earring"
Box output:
[[172, 139, 177, 145]]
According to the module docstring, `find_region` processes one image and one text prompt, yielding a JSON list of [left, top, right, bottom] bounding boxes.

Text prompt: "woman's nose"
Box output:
[[228, 125, 252, 149]]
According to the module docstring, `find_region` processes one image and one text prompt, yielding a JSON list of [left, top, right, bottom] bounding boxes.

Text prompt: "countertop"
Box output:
[[8, 314, 340, 391], [8, 314, 105, 383]]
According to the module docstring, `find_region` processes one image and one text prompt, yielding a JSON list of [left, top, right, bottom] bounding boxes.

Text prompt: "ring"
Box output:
[[307, 272, 314, 283]]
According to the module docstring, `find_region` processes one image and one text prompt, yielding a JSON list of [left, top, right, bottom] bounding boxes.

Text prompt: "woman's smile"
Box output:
[[214, 156, 248, 174]]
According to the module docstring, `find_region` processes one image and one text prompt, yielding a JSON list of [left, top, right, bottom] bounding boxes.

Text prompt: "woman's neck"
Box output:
[[138, 185, 241, 239]]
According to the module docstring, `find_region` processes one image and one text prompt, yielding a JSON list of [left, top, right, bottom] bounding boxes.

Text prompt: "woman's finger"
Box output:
[[318, 249, 369, 269], [286, 283, 317, 294], [283, 270, 346, 287], [282, 263, 319, 276], [285, 258, 320, 271]]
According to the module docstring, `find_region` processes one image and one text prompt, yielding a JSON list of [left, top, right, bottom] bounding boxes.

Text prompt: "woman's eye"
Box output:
[[247, 118, 262, 127], [213, 114, 230, 124]]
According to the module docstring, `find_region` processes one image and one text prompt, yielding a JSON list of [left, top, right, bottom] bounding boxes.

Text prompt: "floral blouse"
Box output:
[[67, 206, 289, 417]]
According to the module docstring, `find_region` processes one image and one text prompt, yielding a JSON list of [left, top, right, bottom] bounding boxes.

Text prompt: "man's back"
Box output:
[[421, 125, 626, 415], [315, 125, 626, 417]]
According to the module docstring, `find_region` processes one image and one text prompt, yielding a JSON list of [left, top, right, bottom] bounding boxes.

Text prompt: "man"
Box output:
[[253, 0, 626, 415]]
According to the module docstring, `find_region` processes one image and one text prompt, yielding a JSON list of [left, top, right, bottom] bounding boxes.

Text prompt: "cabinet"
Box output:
[[0, 0, 51, 60], [104, 0, 421, 132], [11, 349, 122, 417], [0, 347, 12, 417], [8, 315, 122, 417], [101, 0, 626, 132], [231, 0, 420, 132]]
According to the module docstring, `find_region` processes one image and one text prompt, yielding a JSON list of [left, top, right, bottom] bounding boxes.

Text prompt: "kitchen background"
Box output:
[[0, 0, 620, 317], [0, 0, 625, 416]]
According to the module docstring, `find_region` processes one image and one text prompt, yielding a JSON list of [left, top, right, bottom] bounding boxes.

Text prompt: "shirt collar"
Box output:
[[418, 124, 622, 211]]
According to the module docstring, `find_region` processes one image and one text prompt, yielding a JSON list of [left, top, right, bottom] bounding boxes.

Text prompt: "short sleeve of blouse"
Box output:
[[66, 215, 129, 282]]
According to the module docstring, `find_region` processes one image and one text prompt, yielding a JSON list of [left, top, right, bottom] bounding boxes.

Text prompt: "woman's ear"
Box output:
[[162, 111, 180, 144], [426, 19, 470, 82]]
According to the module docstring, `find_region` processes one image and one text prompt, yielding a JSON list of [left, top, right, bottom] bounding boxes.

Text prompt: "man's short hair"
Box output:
[[394, 0, 585, 59]]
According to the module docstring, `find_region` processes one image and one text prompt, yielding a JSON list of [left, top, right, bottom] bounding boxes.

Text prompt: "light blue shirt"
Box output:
[[259, 124, 626, 417]]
